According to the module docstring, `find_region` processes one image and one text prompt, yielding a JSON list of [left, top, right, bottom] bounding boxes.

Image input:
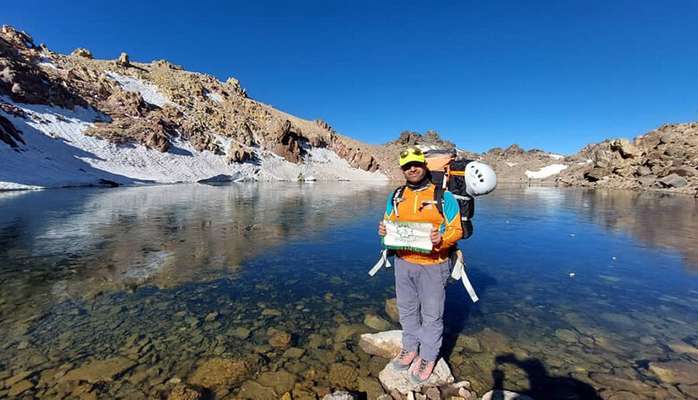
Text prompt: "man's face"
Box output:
[[402, 162, 427, 184]]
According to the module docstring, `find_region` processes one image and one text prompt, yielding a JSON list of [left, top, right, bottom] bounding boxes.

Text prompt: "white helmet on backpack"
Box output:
[[464, 161, 497, 196]]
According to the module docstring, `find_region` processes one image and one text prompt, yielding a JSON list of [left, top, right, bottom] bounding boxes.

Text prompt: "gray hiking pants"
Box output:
[[394, 257, 450, 362]]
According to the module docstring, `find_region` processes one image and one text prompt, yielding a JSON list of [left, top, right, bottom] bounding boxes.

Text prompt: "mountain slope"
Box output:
[[0, 25, 386, 189]]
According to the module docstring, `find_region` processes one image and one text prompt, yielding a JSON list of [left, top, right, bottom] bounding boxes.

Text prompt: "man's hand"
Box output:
[[430, 227, 442, 246], [378, 221, 386, 237]]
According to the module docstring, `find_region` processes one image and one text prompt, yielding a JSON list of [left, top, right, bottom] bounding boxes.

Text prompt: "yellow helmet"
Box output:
[[399, 147, 426, 167]]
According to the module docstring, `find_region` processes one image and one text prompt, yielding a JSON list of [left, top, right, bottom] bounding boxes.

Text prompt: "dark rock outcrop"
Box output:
[[0, 114, 24, 148], [116, 52, 130, 67]]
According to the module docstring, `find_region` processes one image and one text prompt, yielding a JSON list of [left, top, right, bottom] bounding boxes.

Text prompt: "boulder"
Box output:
[[62, 357, 136, 383], [656, 174, 688, 188], [591, 147, 617, 168], [238, 380, 276, 400], [335, 323, 369, 343], [227, 142, 254, 163], [636, 166, 652, 176], [257, 370, 297, 394], [116, 52, 130, 67], [584, 167, 610, 182], [197, 174, 239, 184], [649, 361, 698, 384], [385, 298, 400, 322], [1, 25, 35, 48], [71, 48, 93, 58], [359, 330, 403, 359], [315, 119, 336, 133], [670, 166, 697, 177], [481, 390, 535, 400], [0, 114, 24, 148], [188, 358, 248, 388], [168, 383, 204, 400], [225, 76, 247, 97], [378, 358, 454, 394], [636, 175, 657, 187], [357, 376, 386, 399], [364, 314, 392, 331], [329, 363, 359, 390], [610, 139, 641, 159], [267, 328, 292, 349]]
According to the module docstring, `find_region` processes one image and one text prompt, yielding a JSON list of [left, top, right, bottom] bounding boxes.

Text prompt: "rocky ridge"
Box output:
[[0, 25, 384, 188], [376, 128, 698, 196], [1, 25, 696, 195], [556, 123, 698, 195]]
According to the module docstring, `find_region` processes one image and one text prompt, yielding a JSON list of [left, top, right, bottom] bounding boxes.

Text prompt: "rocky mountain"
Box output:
[[0, 25, 385, 189], [372, 126, 698, 196], [1, 25, 696, 196], [557, 123, 698, 195]]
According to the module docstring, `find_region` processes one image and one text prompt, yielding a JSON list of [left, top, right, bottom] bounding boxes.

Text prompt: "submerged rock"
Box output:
[[359, 330, 402, 359], [188, 358, 248, 388], [554, 329, 579, 343], [8, 379, 34, 397], [329, 363, 359, 390], [335, 323, 368, 343], [267, 328, 292, 348], [238, 380, 276, 400], [385, 298, 400, 322], [378, 358, 453, 394], [168, 383, 204, 400], [357, 376, 386, 399], [364, 314, 392, 331], [256, 370, 297, 394], [649, 360, 698, 384], [62, 356, 136, 383]]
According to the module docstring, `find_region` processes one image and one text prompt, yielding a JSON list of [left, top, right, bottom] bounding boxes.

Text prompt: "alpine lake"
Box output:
[[0, 183, 697, 400]]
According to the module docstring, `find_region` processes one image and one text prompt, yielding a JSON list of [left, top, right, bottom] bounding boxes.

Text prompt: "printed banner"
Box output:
[[383, 221, 433, 253]]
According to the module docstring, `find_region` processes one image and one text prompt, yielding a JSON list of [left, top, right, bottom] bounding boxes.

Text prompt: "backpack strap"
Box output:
[[392, 185, 406, 218], [433, 185, 445, 217]]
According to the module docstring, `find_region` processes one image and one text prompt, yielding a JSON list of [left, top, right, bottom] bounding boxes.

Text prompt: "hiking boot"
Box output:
[[409, 357, 435, 383], [390, 348, 417, 370]]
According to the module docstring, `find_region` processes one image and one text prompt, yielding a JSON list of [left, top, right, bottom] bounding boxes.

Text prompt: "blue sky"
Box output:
[[5, 1, 698, 153]]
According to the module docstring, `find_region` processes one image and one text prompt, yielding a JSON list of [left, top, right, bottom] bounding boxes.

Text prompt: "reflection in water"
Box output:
[[0, 183, 386, 329], [576, 189, 698, 270], [0, 184, 697, 399]]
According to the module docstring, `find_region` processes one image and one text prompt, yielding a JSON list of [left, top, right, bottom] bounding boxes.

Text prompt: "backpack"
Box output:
[[391, 157, 475, 240]]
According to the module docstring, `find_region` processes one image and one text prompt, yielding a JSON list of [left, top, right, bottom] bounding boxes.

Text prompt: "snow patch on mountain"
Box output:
[[105, 71, 169, 107], [525, 164, 568, 179], [204, 90, 224, 103], [0, 99, 386, 190]]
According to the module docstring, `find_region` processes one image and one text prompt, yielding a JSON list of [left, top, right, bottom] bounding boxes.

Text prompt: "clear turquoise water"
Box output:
[[0, 184, 696, 399]]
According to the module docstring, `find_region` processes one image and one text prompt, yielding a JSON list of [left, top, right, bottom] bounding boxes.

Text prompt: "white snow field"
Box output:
[[105, 72, 170, 107], [525, 164, 568, 179], [0, 98, 386, 190]]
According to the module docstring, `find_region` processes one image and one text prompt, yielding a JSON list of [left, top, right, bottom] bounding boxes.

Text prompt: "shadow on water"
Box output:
[[490, 353, 601, 400], [441, 269, 498, 359]]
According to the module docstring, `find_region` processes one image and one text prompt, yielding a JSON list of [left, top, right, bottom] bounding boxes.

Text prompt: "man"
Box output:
[[378, 147, 463, 383]]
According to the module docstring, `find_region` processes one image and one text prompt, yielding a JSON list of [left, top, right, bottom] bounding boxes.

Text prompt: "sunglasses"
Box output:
[[401, 162, 426, 171], [399, 148, 423, 158]]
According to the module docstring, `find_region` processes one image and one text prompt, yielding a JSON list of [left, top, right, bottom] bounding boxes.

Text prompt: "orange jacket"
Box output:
[[383, 183, 463, 265]]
